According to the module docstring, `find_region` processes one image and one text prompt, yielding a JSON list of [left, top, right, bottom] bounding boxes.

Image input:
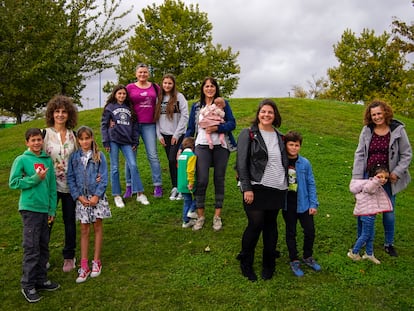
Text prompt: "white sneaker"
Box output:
[[212, 216, 222, 231], [182, 219, 196, 228], [192, 217, 205, 231], [362, 253, 381, 264], [176, 193, 183, 200], [169, 187, 178, 200], [187, 211, 198, 219], [114, 196, 125, 208], [136, 193, 150, 205]]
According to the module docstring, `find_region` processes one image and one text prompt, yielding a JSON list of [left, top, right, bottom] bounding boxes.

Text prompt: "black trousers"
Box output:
[[282, 204, 315, 261], [161, 134, 184, 188]]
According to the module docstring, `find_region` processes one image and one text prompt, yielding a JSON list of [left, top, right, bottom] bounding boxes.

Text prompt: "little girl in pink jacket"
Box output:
[[347, 165, 393, 264]]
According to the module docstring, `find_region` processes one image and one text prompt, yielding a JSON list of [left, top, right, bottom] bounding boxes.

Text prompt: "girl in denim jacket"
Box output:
[[67, 126, 111, 283]]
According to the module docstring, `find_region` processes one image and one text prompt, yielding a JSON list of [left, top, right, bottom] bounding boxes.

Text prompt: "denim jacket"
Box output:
[[293, 155, 319, 213], [67, 150, 108, 200]]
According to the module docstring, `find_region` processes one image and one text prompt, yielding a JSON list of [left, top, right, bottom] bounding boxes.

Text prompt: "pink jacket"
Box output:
[[349, 177, 393, 216]]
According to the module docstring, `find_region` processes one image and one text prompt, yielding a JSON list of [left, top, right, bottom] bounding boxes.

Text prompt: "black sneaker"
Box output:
[[384, 245, 398, 257], [36, 280, 60, 291], [21, 288, 41, 303]]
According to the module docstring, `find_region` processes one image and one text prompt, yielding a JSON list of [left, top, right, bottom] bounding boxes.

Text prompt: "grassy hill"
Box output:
[[0, 98, 413, 310]]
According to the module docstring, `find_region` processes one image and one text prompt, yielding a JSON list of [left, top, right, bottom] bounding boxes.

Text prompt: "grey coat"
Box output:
[[352, 119, 412, 195]]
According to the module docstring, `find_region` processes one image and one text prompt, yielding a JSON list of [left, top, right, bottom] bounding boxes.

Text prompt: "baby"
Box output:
[[199, 97, 226, 149]]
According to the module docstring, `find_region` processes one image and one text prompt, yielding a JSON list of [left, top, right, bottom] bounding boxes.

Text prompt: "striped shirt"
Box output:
[[252, 129, 287, 190]]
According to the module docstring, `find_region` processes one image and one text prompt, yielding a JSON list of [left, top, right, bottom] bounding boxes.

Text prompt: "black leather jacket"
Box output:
[[236, 125, 288, 192]]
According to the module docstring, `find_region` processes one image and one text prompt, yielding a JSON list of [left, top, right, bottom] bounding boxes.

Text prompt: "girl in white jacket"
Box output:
[[347, 165, 393, 264]]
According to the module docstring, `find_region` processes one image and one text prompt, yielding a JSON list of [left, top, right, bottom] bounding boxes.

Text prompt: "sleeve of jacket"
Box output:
[[185, 102, 197, 138], [392, 127, 412, 178], [101, 108, 111, 149], [94, 152, 108, 198], [349, 179, 365, 195], [187, 155, 197, 190], [47, 159, 57, 216], [217, 100, 236, 134], [9, 156, 42, 190], [236, 128, 252, 192], [174, 93, 189, 139], [67, 153, 81, 201], [362, 177, 381, 194], [304, 159, 319, 208], [352, 127, 368, 179]]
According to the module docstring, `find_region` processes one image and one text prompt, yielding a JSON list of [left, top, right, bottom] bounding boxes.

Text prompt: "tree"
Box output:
[[116, 0, 240, 100], [392, 0, 414, 54], [307, 74, 330, 99], [327, 28, 413, 114], [0, 0, 132, 123], [291, 85, 307, 98]]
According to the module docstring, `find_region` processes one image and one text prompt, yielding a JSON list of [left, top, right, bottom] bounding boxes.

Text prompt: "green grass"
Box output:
[[0, 98, 413, 310]]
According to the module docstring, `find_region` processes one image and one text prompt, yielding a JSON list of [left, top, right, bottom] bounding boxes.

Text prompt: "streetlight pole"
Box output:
[[99, 70, 102, 108]]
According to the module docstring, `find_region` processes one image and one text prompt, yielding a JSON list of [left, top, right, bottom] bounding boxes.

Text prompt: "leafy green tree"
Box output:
[[392, 0, 414, 54], [116, 0, 240, 100], [327, 29, 413, 115], [0, 0, 131, 123]]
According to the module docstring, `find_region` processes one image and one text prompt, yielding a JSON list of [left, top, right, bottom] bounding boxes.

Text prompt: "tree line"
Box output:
[[1, 0, 413, 123], [292, 1, 414, 117]]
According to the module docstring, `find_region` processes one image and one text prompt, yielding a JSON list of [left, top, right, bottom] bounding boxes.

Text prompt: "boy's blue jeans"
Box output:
[[182, 193, 196, 223], [354, 215, 376, 256]]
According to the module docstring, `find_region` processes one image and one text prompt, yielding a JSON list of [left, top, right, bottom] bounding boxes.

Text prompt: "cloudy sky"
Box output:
[[82, 0, 414, 109]]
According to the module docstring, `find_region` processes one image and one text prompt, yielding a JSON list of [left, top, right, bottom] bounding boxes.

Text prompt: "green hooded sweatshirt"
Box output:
[[9, 149, 57, 216]]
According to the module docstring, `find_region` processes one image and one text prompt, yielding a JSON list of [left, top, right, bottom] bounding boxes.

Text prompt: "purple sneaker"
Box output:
[[154, 186, 163, 198], [123, 186, 132, 199]]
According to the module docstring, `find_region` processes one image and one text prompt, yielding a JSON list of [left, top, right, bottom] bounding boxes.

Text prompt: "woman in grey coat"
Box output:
[[352, 99, 412, 257]]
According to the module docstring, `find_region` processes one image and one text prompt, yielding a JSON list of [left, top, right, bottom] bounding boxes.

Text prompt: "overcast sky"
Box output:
[[81, 0, 414, 109]]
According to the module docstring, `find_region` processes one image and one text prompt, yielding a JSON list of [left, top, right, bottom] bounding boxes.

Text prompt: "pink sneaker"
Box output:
[[76, 267, 90, 283], [91, 260, 102, 278], [62, 258, 76, 272]]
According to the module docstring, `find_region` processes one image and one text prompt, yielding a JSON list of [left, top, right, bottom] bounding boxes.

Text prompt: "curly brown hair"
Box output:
[[363, 99, 393, 126], [45, 95, 78, 129]]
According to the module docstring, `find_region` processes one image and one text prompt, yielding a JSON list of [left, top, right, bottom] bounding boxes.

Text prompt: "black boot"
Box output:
[[262, 250, 277, 280], [236, 252, 257, 282]]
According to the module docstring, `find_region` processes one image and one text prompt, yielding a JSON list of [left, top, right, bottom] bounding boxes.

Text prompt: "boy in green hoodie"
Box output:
[[9, 128, 60, 303]]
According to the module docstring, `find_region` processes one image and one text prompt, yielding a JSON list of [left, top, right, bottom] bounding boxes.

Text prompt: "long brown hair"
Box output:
[[76, 126, 101, 163], [154, 73, 178, 121]]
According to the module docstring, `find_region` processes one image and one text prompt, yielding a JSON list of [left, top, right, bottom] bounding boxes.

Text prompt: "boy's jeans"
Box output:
[[182, 193, 196, 223], [354, 215, 376, 255]]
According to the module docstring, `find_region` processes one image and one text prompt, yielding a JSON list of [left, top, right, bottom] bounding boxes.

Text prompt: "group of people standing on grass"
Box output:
[[9, 61, 412, 302]]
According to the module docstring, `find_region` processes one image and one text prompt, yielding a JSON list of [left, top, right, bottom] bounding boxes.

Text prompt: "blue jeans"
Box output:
[[382, 182, 396, 246], [110, 142, 144, 195], [126, 123, 162, 187], [182, 193, 196, 223], [354, 215, 376, 255]]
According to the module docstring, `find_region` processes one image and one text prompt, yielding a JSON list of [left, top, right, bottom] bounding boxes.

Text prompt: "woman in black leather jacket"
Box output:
[[236, 99, 288, 281]]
